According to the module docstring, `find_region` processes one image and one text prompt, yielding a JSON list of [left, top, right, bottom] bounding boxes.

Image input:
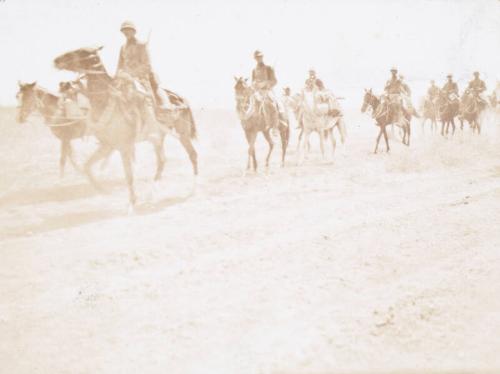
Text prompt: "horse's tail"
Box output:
[[185, 106, 197, 140]]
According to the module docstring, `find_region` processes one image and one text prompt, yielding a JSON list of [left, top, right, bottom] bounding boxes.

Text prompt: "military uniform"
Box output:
[[252, 63, 277, 90], [427, 85, 439, 101], [251, 51, 281, 133], [384, 77, 403, 95], [117, 38, 152, 80], [468, 78, 486, 94], [442, 81, 458, 96]]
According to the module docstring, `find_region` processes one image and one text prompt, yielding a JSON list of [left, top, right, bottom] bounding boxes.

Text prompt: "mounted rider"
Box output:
[[305, 69, 320, 90], [442, 74, 459, 100], [116, 21, 172, 135], [315, 79, 342, 118], [427, 80, 440, 102], [467, 71, 487, 107], [251, 50, 280, 134], [383, 67, 414, 118]]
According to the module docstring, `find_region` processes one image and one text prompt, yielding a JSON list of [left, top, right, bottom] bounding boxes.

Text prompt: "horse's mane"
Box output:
[[30, 85, 61, 111]]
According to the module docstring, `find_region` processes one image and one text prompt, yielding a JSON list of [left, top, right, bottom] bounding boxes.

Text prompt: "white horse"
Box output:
[[297, 89, 346, 164]]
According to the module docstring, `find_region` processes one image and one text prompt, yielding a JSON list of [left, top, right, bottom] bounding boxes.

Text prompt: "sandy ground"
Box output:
[[1, 106, 500, 374]]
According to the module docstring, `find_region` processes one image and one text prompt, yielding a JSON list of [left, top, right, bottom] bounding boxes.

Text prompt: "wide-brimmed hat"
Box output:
[[253, 50, 263, 58], [446, 74, 452, 78], [390, 67, 398, 72], [473, 71, 480, 76], [120, 21, 136, 32]]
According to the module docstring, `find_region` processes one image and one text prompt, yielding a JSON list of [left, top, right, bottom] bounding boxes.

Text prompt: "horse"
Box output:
[[233, 77, 289, 171], [436, 91, 460, 137], [459, 90, 485, 135], [296, 89, 345, 164], [16, 81, 86, 177], [361, 89, 411, 153], [420, 96, 439, 134], [53, 46, 198, 208]]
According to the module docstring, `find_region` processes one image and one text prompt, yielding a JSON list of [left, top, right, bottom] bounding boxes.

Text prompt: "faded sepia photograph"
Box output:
[[1, 0, 500, 373]]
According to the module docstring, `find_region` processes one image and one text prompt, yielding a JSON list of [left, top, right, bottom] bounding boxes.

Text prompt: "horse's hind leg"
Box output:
[[84, 144, 113, 191], [120, 150, 137, 210], [179, 134, 198, 176], [152, 135, 166, 181], [329, 129, 337, 162]]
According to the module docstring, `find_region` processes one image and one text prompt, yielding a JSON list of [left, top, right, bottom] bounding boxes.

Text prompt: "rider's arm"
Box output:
[[138, 44, 153, 78]]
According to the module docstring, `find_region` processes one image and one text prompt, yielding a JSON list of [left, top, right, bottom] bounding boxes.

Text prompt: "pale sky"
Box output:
[[1, 0, 499, 109]]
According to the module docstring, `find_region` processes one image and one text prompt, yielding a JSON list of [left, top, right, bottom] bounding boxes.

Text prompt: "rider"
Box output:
[[117, 21, 171, 110], [467, 71, 487, 106], [251, 50, 280, 134], [427, 80, 440, 102], [315, 79, 341, 117], [399, 74, 419, 117], [305, 69, 320, 90], [383, 67, 411, 118], [442, 74, 459, 99]]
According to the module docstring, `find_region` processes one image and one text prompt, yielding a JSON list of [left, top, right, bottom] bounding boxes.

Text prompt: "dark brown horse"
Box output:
[[437, 91, 460, 137], [361, 89, 410, 153], [459, 90, 485, 135], [16, 81, 86, 177], [53, 47, 198, 207], [233, 77, 289, 171]]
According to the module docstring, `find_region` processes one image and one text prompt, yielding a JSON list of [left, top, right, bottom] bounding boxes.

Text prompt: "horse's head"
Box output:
[[16, 81, 38, 123], [234, 76, 251, 97], [54, 46, 105, 73], [234, 76, 253, 112], [361, 88, 375, 113]]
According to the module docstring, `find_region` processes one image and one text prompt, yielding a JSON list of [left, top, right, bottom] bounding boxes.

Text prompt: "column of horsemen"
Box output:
[[18, 20, 499, 155]]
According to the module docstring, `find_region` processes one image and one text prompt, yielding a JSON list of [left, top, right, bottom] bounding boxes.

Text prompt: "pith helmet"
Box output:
[[390, 67, 398, 72], [254, 50, 263, 58], [120, 21, 136, 32], [447, 74, 452, 78]]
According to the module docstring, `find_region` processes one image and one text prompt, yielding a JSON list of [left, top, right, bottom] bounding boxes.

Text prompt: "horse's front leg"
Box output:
[[407, 120, 411, 146], [374, 126, 383, 154], [84, 144, 113, 192], [297, 129, 309, 165], [152, 134, 166, 182], [263, 129, 274, 168], [247, 130, 258, 172], [280, 126, 289, 168], [319, 128, 326, 160], [329, 129, 336, 162]]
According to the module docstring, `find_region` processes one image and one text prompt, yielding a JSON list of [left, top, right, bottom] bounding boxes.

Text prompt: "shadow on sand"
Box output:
[[0, 179, 127, 209], [1, 189, 195, 239]]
